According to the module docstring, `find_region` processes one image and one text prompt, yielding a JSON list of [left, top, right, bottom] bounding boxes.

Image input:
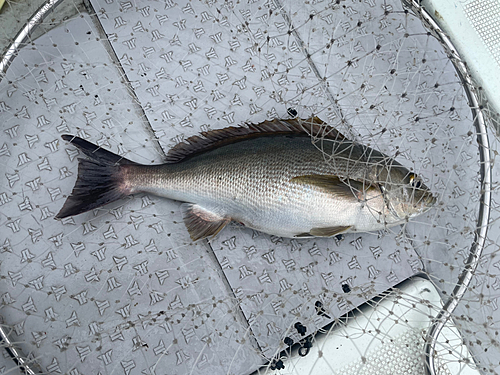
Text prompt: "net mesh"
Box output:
[[0, 0, 497, 374]]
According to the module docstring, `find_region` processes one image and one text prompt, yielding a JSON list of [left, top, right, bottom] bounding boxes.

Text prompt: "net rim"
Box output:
[[0, 1, 65, 372], [400, 1, 493, 374]]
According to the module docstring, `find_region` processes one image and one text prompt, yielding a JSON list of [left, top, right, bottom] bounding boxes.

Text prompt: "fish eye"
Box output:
[[408, 173, 422, 189]]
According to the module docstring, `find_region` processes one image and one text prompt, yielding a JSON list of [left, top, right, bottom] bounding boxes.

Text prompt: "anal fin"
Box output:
[[309, 226, 352, 237], [181, 203, 230, 241]]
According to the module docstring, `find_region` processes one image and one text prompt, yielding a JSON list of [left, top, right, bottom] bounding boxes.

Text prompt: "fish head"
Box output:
[[377, 164, 436, 221]]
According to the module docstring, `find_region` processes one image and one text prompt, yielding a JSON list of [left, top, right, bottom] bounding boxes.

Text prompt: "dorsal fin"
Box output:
[[165, 117, 347, 163]]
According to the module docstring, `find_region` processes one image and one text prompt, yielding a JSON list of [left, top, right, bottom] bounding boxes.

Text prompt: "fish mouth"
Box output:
[[408, 192, 436, 218], [426, 193, 437, 206], [422, 193, 437, 209]]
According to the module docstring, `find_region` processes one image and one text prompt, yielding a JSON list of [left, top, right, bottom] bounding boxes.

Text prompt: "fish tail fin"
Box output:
[[55, 135, 138, 219]]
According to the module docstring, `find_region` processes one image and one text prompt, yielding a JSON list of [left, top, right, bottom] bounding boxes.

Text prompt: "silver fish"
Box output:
[[56, 118, 436, 241]]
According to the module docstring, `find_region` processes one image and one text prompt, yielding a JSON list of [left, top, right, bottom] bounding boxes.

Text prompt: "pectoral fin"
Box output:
[[309, 226, 352, 237], [181, 203, 230, 241], [291, 175, 367, 200]]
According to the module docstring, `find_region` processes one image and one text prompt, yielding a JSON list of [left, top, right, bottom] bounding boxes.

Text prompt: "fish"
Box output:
[[55, 118, 436, 241]]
